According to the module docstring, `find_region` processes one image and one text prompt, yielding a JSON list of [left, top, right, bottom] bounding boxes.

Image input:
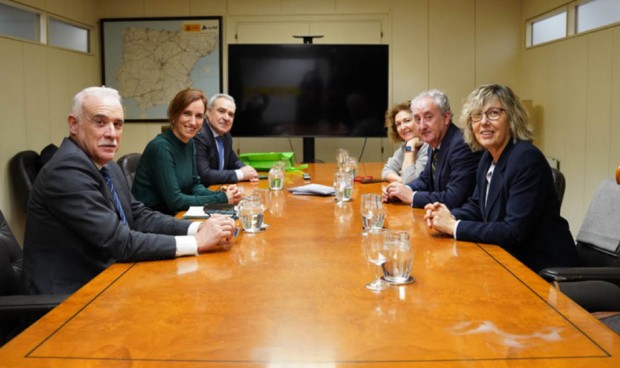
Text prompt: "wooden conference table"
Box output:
[[2, 163, 620, 368]]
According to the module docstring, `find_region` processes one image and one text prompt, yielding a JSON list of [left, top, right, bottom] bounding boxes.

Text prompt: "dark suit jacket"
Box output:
[[407, 123, 481, 209], [194, 122, 245, 186], [23, 137, 192, 295], [451, 140, 580, 272]]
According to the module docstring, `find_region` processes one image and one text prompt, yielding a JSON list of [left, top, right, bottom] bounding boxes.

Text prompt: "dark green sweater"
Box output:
[[132, 129, 227, 214]]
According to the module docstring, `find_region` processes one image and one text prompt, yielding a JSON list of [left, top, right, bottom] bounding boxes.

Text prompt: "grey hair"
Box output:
[[410, 89, 452, 118], [207, 93, 235, 109], [460, 84, 534, 152], [71, 86, 122, 120]]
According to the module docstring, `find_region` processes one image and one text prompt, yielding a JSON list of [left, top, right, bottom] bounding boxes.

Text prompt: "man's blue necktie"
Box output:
[[216, 136, 225, 171], [101, 166, 128, 225]]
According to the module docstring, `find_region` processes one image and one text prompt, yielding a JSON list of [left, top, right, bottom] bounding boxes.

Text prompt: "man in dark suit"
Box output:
[[424, 84, 580, 272], [194, 93, 259, 186], [382, 89, 481, 209], [22, 86, 236, 295]]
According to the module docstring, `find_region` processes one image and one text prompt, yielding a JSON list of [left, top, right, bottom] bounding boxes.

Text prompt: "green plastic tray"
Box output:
[[239, 152, 304, 171]]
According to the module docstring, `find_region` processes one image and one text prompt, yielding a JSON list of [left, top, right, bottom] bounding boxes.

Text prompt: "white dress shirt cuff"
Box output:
[[453, 220, 461, 240], [174, 221, 201, 256], [235, 169, 243, 181]]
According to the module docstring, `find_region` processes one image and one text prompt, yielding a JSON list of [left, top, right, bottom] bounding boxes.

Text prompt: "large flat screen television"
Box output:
[[228, 44, 389, 138]]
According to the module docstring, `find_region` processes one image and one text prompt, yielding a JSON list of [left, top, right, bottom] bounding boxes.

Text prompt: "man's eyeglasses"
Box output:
[[470, 108, 504, 123]]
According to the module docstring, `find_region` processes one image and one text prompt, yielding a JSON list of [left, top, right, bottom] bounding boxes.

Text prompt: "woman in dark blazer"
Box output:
[[424, 84, 580, 272]]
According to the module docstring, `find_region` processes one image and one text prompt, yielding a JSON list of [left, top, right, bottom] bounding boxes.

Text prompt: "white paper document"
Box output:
[[182, 206, 210, 219], [288, 184, 335, 196]]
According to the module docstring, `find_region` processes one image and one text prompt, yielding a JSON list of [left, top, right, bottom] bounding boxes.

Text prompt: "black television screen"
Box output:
[[228, 44, 388, 137]]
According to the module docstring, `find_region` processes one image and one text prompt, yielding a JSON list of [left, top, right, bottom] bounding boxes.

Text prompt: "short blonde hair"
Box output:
[[460, 84, 534, 152]]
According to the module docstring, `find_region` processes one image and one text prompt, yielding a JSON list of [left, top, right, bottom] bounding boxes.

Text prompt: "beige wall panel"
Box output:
[[22, 43, 52, 148], [389, 0, 428, 102], [562, 36, 588, 235], [143, 0, 191, 17], [115, 123, 159, 159], [428, 0, 475, 122], [282, 0, 336, 14], [337, 0, 387, 14], [46, 0, 98, 24], [189, 0, 227, 15], [309, 20, 384, 44], [97, 0, 145, 18], [46, 49, 99, 143], [584, 30, 614, 200], [314, 137, 386, 163], [611, 28, 620, 175], [521, 0, 567, 21], [233, 21, 310, 43], [475, 0, 521, 88], [12, 0, 45, 11], [228, 0, 283, 15], [542, 42, 568, 162], [0, 38, 28, 239], [521, 46, 550, 149]]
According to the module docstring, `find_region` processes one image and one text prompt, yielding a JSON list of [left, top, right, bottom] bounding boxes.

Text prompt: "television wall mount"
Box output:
[[293, 35, 324, 44]]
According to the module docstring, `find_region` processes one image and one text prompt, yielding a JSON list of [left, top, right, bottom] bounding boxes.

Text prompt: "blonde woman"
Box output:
[[424, 84, 579, 272]]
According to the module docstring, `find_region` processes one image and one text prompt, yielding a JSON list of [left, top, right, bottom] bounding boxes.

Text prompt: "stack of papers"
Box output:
[[288, 184, 335, 196], [182, 206, 210, 219]]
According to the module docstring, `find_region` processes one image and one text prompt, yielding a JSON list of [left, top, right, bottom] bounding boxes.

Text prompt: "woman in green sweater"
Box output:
[[132, 88, 241, 215]]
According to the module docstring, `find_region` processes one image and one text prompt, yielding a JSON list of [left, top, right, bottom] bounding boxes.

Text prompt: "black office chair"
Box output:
[[539, 176, 620, 334], [551, 167, 566, 206], [9, 144, 58, 213], [9, 151, 40, 212], [117, 153, 142, 189], [0, 209, 68, 347], [38, 143, 58, 169]]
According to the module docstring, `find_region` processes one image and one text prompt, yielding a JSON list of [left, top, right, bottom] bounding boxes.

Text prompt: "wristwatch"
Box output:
[[405, 145, 413, 152]]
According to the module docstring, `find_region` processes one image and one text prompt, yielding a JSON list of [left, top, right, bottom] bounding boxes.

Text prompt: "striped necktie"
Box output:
[[101, 166, 128, 225], [216, 136, 225, 171], [431, 148, 439, 180]]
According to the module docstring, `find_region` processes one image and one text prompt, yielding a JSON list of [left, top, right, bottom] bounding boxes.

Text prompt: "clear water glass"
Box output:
[[362, 229, 390, 291], [238, 196, 264, 233], [268, 161, 285, 190], [381, 230, 413, 284], [336, 148, 349, 170], [360, 194, 385, 230], [334, 172, 349, 202]]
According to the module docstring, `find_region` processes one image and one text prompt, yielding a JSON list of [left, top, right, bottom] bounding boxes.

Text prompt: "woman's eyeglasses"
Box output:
[[470, 108, 504, 123]]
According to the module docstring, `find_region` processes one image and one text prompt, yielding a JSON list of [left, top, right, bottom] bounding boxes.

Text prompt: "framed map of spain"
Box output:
[[101, 17, 222, 121]]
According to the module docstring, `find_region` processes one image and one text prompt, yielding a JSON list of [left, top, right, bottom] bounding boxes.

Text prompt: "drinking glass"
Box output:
[[360, 194, 385, 230], [253, 188, 270, 226], [362, 229, 390, 291], [334, 172, 348, 203], [336, 149, 350, 170], [269, 190, 285, 217], [343, 156, 358, 178], [382, 230, 414, 284], [238, 195, 264, 233], [268, 161, 285, 190]]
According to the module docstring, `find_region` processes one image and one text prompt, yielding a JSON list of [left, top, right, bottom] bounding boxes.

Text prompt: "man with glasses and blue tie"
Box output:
[[382, 89, 482, 209], [22, 86, 236, 295], [194, 93, 259, 186]]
